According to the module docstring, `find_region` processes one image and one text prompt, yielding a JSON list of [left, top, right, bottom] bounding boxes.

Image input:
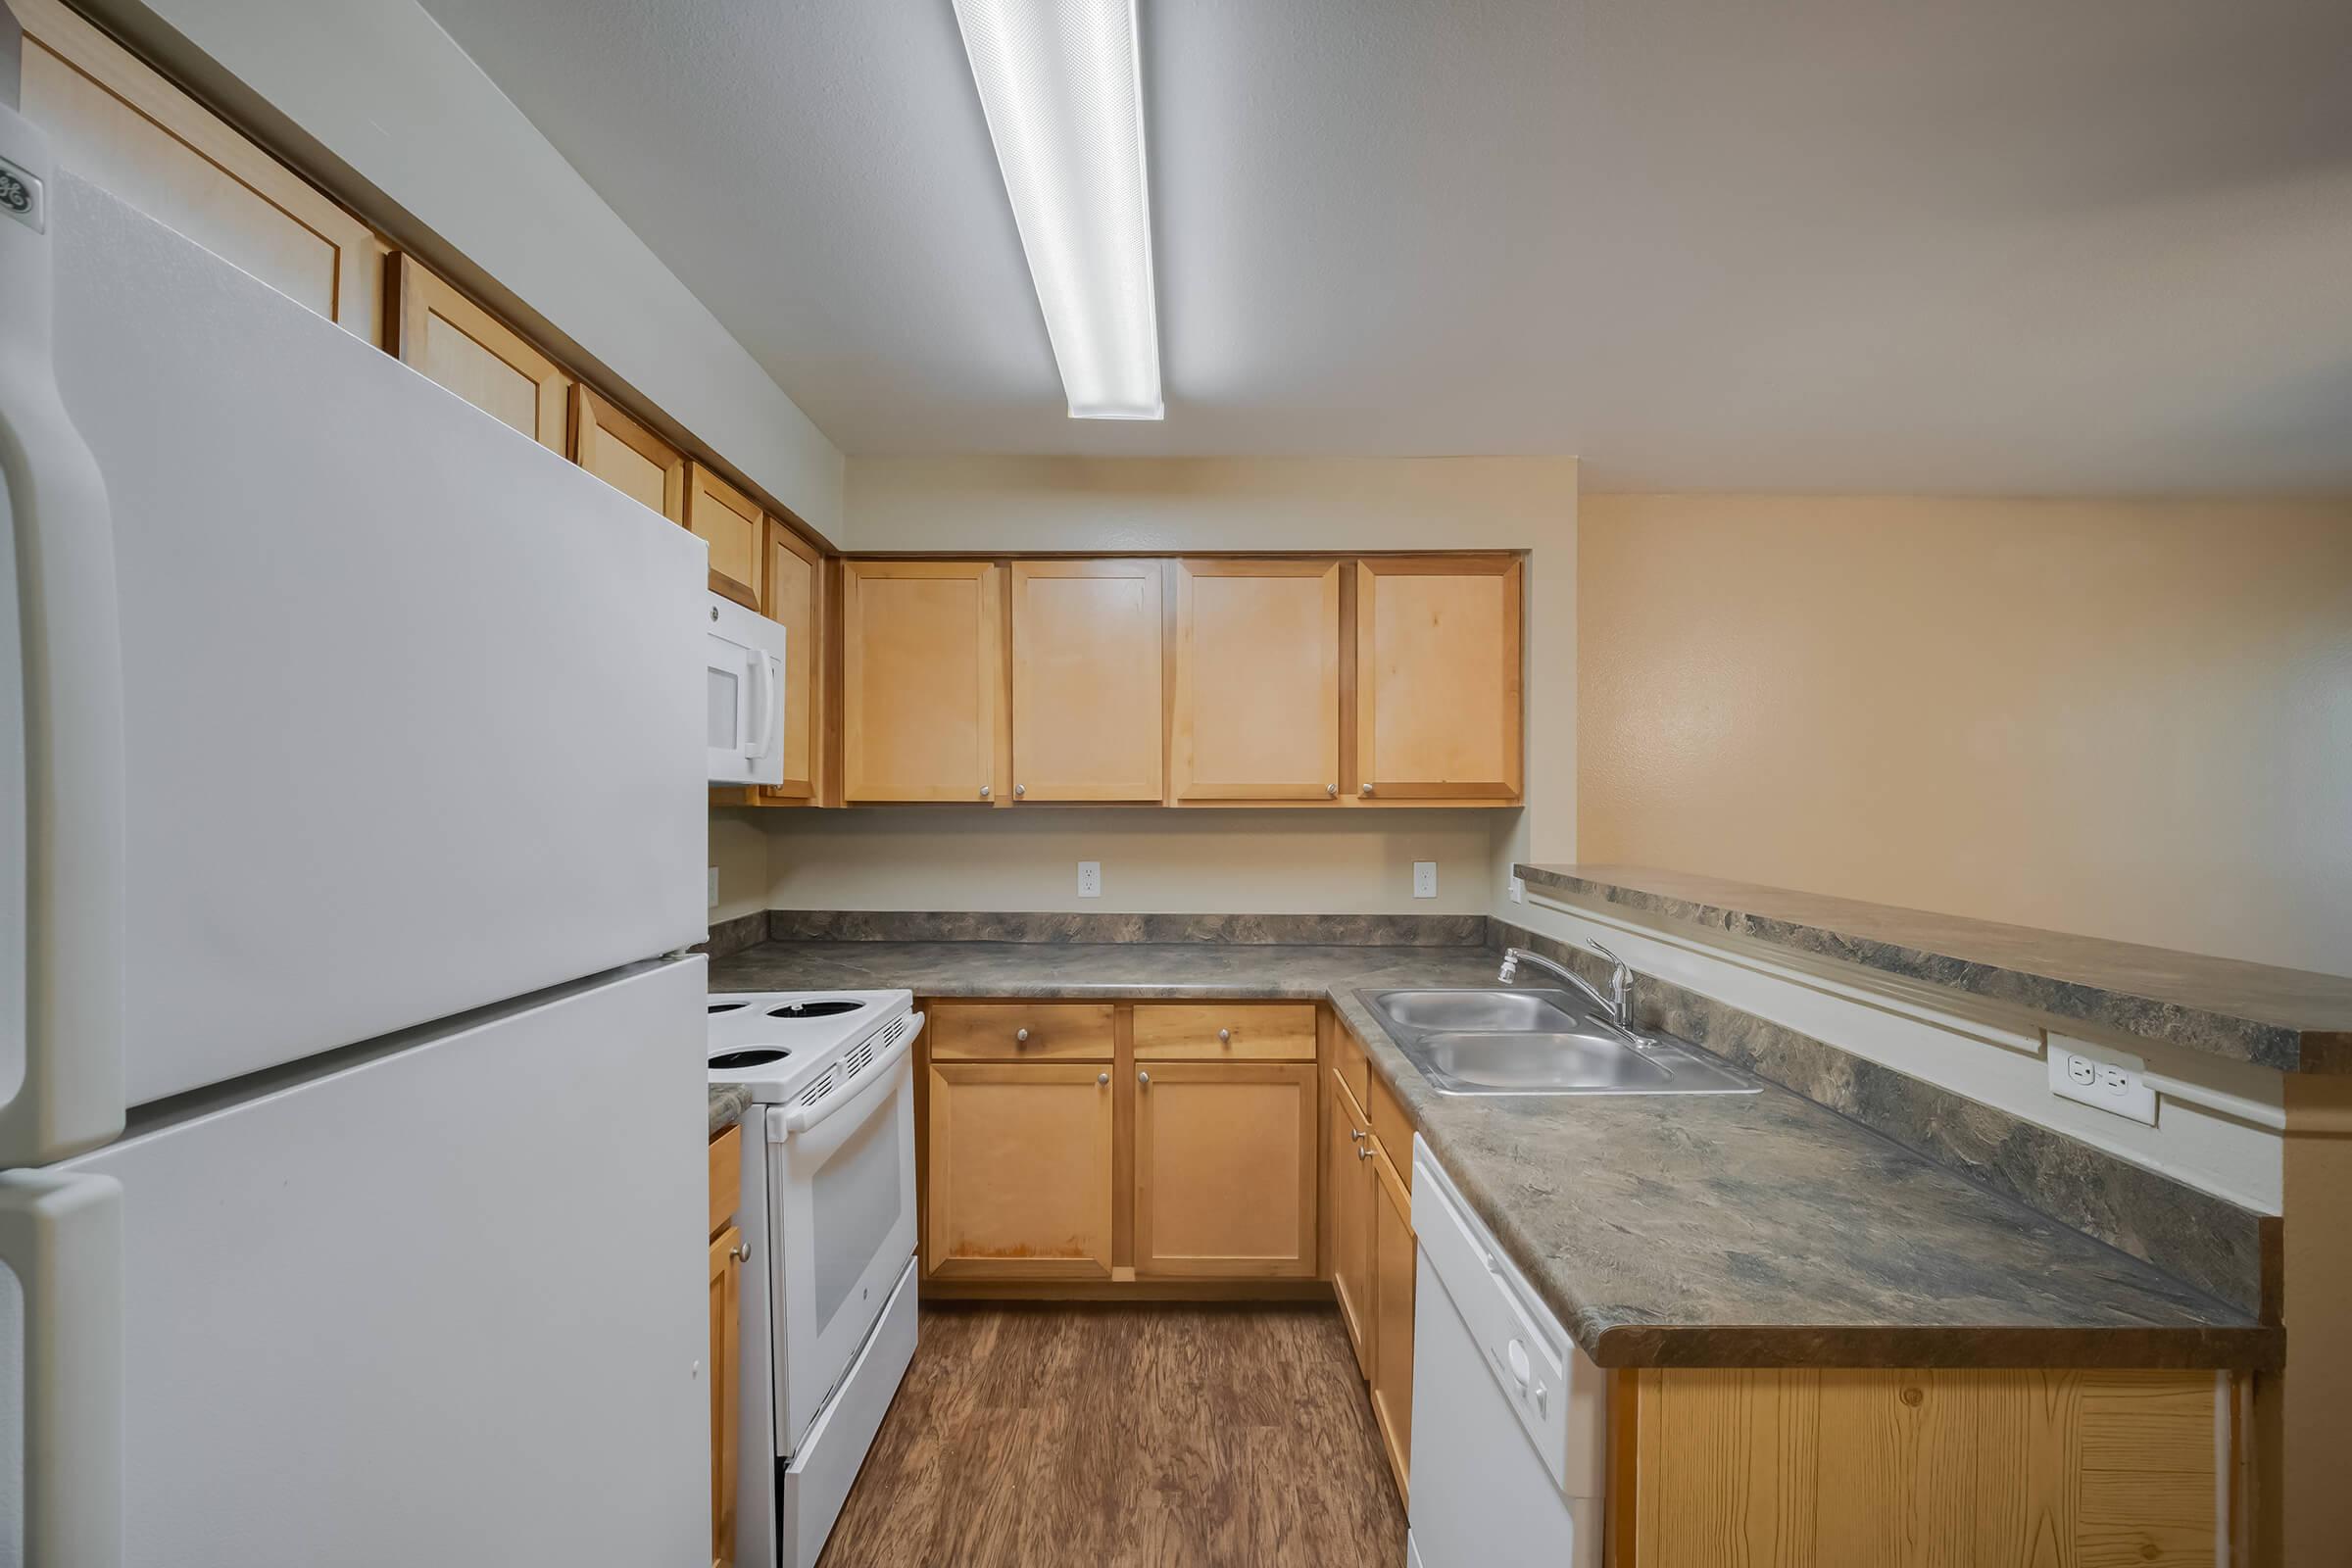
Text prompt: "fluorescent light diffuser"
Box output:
[[952, 0, 1163, 420]]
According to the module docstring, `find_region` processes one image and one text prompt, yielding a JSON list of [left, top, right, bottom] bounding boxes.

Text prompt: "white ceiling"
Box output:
[[415, 0, 2352, 491]]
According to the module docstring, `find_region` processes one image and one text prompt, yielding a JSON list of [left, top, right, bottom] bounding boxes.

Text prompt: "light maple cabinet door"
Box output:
[[708, 1225, 743, 1568], [572, 386, 684, 522], [390, 256, 571, 450], [926, 1062, 1114, 1280], [1369, 1147, 1414, 1502], [842, 560, 1005, 804], [1329, 1074, 1377, 1379], [684, 464, 764, 610], [1009, 560, 1164, 802], [1171, 560, 1342, 802], [1355, 556, 1523, 800], [16, 0, 387, 338], [1134, 1061, 1318, 1279], [759, 521, 825, 802]]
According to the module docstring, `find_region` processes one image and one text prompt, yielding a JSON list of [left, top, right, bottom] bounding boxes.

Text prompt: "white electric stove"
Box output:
[[708, 990, 923, 1568]]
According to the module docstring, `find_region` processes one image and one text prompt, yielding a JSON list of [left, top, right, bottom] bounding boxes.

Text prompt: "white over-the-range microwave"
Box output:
[[707, 591, 788, 786]]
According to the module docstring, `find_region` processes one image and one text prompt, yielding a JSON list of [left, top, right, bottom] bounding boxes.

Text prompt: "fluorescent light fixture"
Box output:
[[952, 0, 1163, 420]]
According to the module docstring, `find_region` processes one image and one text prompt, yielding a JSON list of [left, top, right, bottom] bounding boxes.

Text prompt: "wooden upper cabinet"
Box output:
[[926, 1062, 1113, 1280], [1134, 1061, 1318, 1279], [760, 521, 825, 802], [842, 561, 1005, 805], [1356, 556, 1523, 800], [684, 465, 764, 610], [391, 256, 571, 451], [16, 0, 387, 339], [1171, 560, 1342, 802], [1009, 560, 1164, 803], [571, 386, 685, 522]]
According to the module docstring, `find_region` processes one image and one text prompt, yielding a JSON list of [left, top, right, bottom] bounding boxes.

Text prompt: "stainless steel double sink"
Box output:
[[1357, 988, 1760, 1098]]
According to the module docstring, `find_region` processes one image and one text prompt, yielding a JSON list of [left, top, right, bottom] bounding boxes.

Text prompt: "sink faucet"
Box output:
[[1498, 942, 1633, 1031]]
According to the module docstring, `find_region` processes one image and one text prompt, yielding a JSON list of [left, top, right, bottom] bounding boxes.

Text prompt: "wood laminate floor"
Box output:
[[817, 1301, 1406, 1568]]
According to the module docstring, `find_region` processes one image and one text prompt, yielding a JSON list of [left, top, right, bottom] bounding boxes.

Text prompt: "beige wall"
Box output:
[[760, 808, 1500, 914], [739, 455, 1577, 914], [1579, 495, 2352, 973], [709, 810, 770, 925]]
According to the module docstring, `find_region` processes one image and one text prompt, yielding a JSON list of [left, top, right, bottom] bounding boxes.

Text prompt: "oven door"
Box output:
[[706, 593, 785, 786], [764, 1011, 921, 1455]]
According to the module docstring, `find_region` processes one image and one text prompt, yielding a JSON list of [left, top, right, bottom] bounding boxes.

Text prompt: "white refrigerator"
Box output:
[[0, 99, 715, 1567]]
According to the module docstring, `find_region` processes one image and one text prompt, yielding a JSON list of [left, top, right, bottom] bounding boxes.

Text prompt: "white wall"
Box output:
[[92, 0, 846, 534], [749, 455, 1579, 915]]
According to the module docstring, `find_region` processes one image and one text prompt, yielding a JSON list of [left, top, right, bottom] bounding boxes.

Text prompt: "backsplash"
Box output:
[[762, 909, 1492, 947]]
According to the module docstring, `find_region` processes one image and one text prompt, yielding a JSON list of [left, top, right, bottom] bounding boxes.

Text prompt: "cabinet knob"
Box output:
[[1326, 783, 1338, 798], [1137, 1070, 1151, 1088], [979, 785, 992, 800], [1360, 783, 1374, 797], [1013, 783, 1026, 798], [1217, 1027, 1232, 1044], [1349, 1127, 1366, 1143], [731, 1239, 752, 1262], [1356, 1145, 1373, 1160], [1098, 1071, 1109, 1086], [1014, 1027, 1030, 1044]]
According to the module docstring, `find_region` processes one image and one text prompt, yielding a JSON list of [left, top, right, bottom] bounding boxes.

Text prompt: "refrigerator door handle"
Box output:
[[0, 105, 129, 1165], [0, 1169, 124, 1567]]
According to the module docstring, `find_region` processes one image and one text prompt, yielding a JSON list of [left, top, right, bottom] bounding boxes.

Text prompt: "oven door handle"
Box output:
[[777, 1011, 923, 1137]]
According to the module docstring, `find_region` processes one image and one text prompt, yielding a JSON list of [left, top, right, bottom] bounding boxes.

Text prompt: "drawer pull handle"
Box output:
[[1217, 1028, 1232, 1044], [1349, 1128, 1366, 1143], [731, 1239, 752, 1262], [1014, 1027, 1030, 1044]]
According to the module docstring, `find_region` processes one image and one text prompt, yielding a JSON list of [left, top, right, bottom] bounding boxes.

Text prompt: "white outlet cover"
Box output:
[[1508, 875, 1525, 904], [2046, 1033, 2156, 1125], [1413, 860, 1438, 900], [1077, 860, 1102, 898]]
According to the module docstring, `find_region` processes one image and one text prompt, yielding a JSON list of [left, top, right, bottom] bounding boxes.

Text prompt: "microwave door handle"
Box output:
[[0, 1170, 125, 1566], [778, 1012, 923, 1137], [743, 649, 776, 762]]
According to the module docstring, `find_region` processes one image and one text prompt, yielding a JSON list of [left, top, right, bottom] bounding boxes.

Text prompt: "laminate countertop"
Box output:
[[709, 939, 2278, 1371], [708, 1083, 754, 1139]]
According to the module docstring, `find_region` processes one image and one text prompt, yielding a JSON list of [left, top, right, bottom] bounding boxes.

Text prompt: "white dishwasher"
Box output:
[[1407, 1137, 1608, 1568]]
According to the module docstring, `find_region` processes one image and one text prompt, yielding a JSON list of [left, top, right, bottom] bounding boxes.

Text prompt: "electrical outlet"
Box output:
[[1508, 874, 1525, 904], [2046, 1035, 2156, 1125], [707, 867, 719, 910], [1413, 861, 1438, 900], [1077, 860, 1102, 899]]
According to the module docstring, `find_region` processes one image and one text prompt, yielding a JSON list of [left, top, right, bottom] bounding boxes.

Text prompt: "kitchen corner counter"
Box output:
[[708, 1083, 754, 1139], [710, 938, 2278, 1372], [1517, 862, 2352, 1073]]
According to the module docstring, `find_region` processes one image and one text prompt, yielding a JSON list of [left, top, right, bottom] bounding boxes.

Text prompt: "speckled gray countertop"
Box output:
[[708, 1084, 753, 1139], [709, 939, 2278, 1370]]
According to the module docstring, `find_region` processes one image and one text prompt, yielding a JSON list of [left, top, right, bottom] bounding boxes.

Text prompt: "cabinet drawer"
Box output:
[[928, 1002, 1115, 1061], [708, 1124, 741, 1239], [1135, 1004, 1317, 1061]]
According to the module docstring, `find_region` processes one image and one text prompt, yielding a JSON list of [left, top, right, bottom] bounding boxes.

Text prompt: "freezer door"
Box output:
[[45, 956, 710, 1568], [50, 173, 707, 1105]]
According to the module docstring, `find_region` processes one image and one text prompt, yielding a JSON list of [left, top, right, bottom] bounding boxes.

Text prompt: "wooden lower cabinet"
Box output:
[[1368, 1139, 1414, 1504], [1135, 1061, 1319, 1279], [1617, 1366, 2240, 1568], [925, 1061, 1115, 1280], [708, 1224, 743, 1568], [1328, 1073, 1377, 1376], [707, 1124, 745, 1568]]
